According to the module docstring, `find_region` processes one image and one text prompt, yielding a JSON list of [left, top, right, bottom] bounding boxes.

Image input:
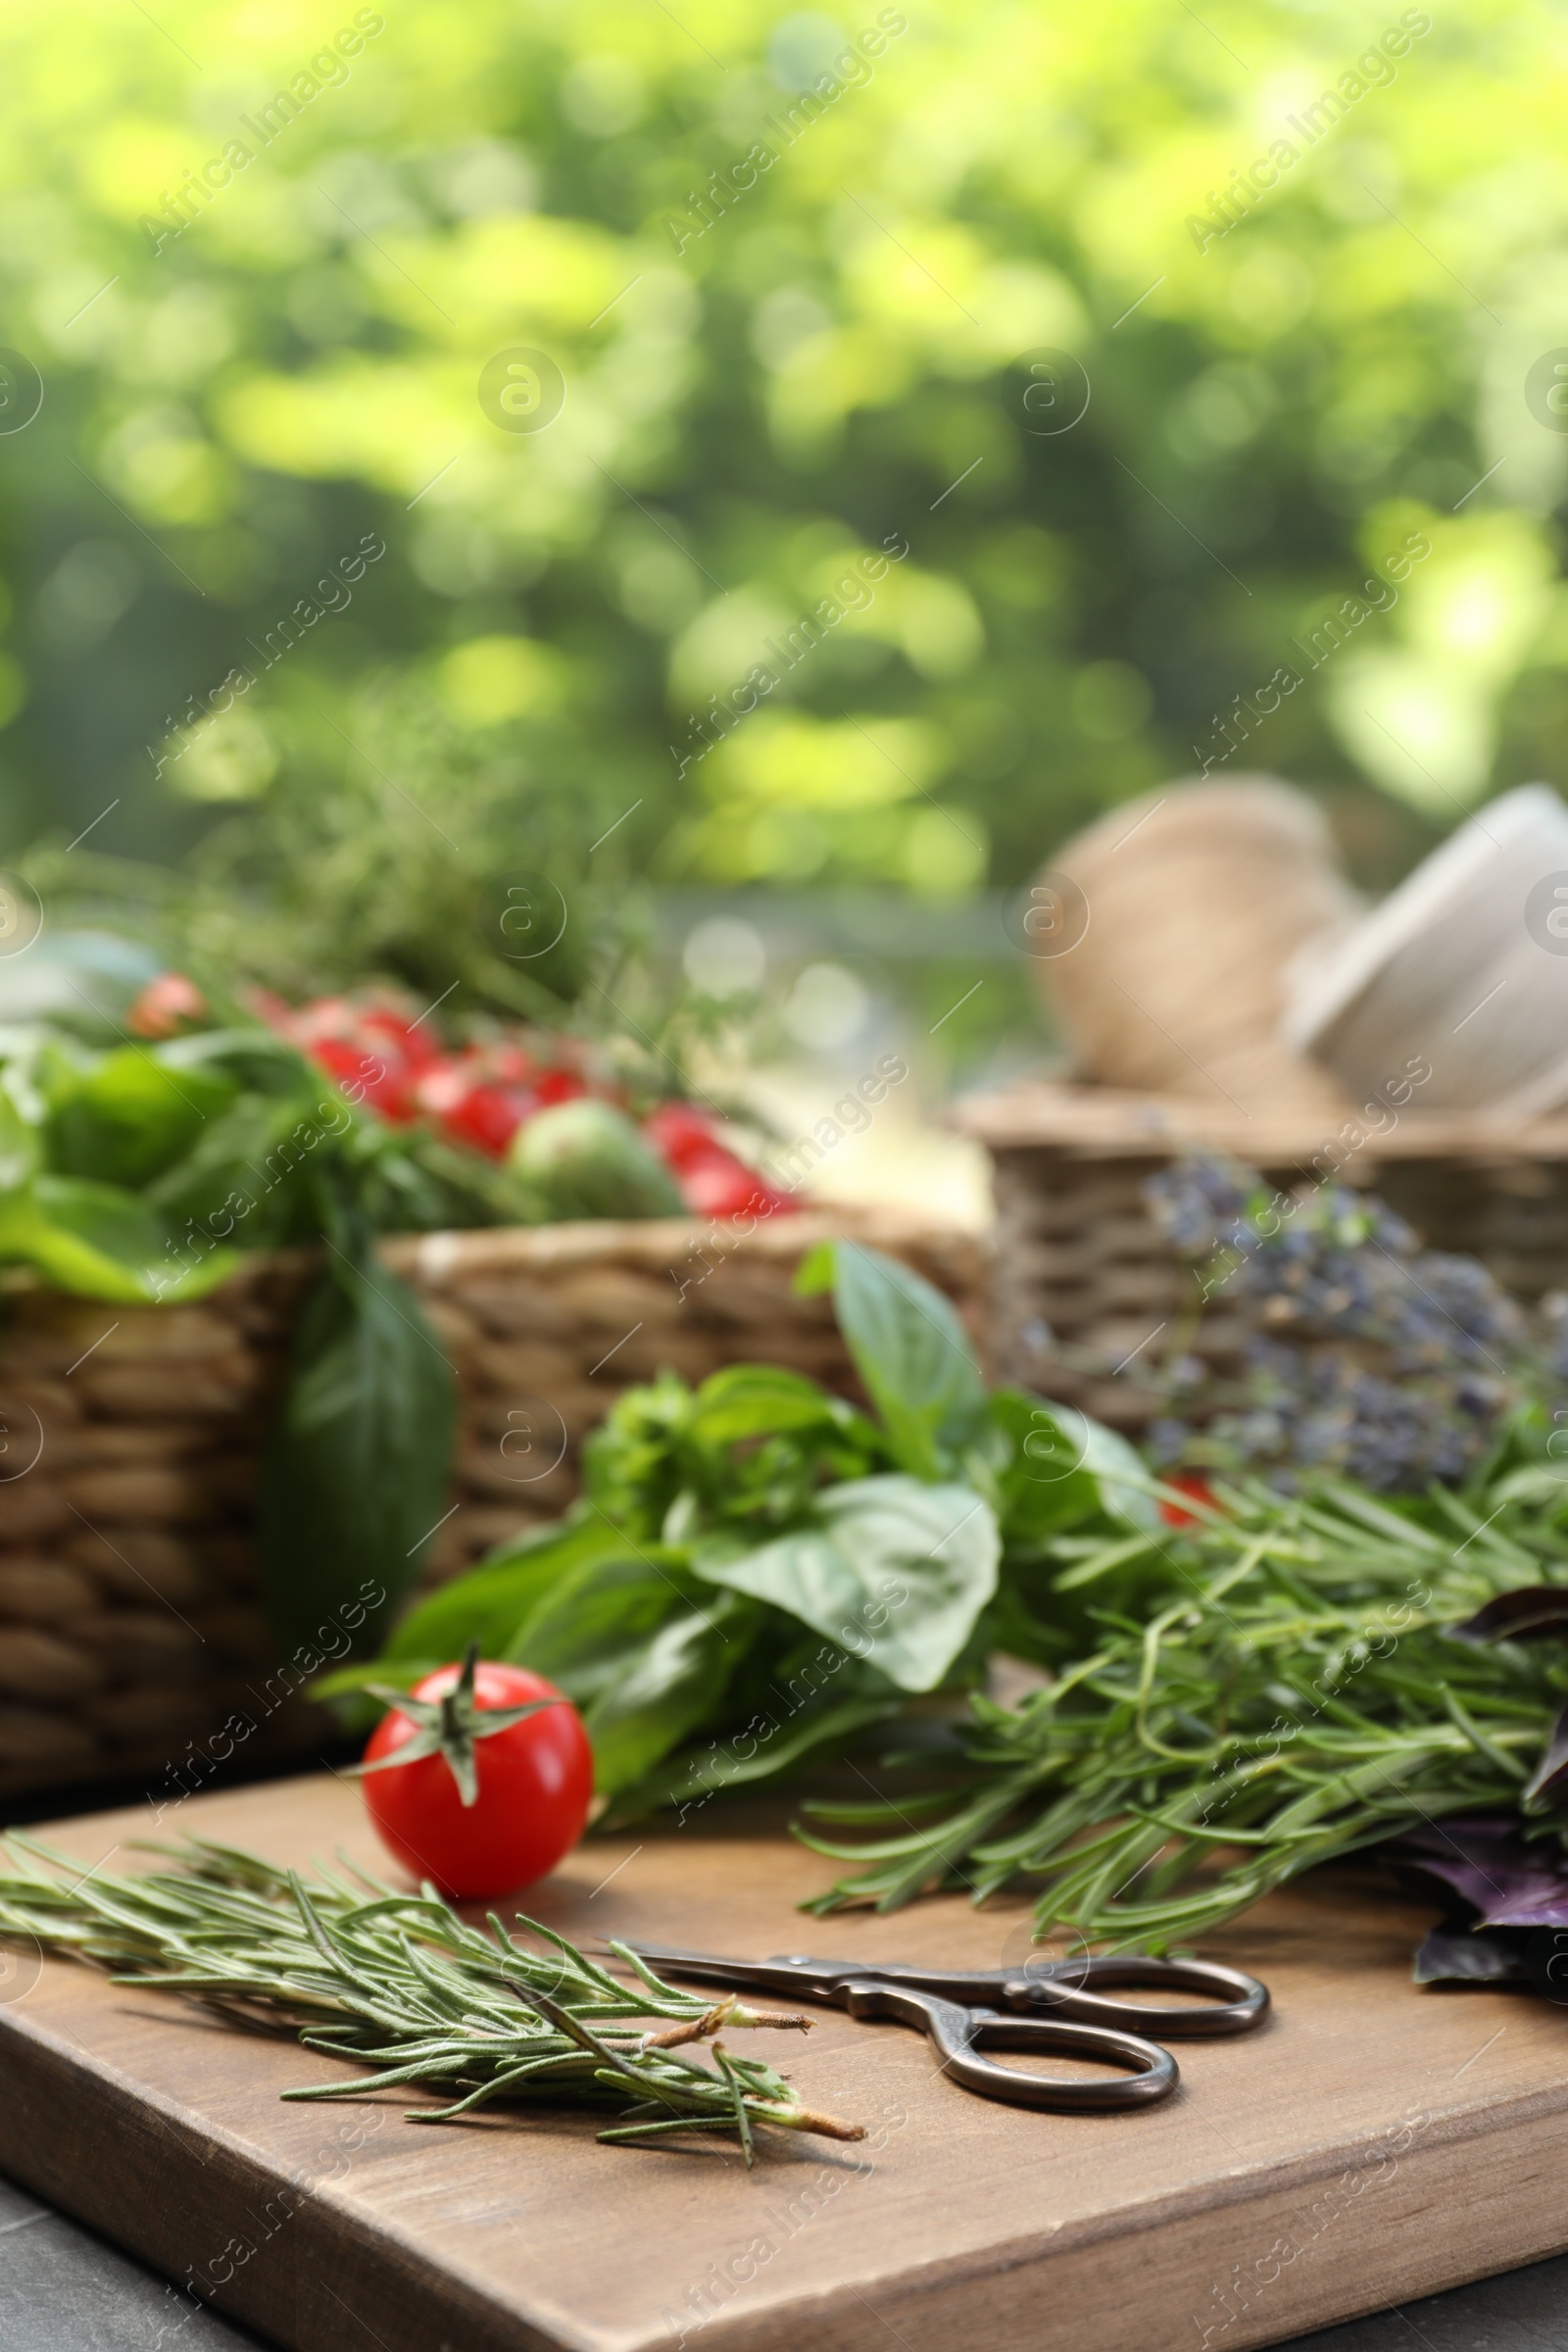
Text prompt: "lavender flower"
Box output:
[[1141, 1156, 1533, 1491]]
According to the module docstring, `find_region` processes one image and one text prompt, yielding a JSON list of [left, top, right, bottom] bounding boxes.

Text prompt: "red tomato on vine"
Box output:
[[355, 1646, 593, 1900]]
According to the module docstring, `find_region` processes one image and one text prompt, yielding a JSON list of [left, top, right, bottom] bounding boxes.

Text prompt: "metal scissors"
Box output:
[[626, 1940, 1269, 2114]]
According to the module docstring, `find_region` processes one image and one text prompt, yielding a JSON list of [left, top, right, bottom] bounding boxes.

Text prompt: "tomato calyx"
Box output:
[[350, 1642, 562, 1807]]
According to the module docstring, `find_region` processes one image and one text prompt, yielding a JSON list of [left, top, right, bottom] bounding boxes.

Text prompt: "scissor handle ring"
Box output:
[[842, 1983, 1179, 2113], [1009, 1955, 1269, 2038]]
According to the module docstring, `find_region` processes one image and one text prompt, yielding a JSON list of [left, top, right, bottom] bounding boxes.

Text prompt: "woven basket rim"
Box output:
[[953, 1078, 1568, 1162], [384, 1200, 992, 1281], [0, 1200, 991, 1312]]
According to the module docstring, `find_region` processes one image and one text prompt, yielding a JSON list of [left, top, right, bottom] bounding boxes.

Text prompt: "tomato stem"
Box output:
[[349, 1642, 564, 1807]]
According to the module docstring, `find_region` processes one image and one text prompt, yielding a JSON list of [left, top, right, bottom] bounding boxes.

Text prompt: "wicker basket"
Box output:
[[0, 1206, 987, 1801], [955, 1079, 1568, 1432]]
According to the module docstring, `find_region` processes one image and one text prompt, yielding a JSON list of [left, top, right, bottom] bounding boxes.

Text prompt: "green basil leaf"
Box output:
[[144, 1090, 347, 1249], [1077, 1411, 1161, 1532], [578, 1370, 697, 1533], [380, 1519, 626, 1664], [505, 1551, 701, 1708], [601, 1691, 902, 1827], [797, 1240, 986, 1477], [45, 1047, 237, 1189], [693, 1472, 999, 1692], [256, 1246, 455, 1658], [0, 1176, 237, 1301], [310, 1656, 437, 1704], [155, 1027, 321, 1094], [504, 1545, 756, 1792], [0, 1079, 37, 1190], [578, 1591, 760, 1795], [686, 1363, 846, 1446], [988, 1387, 1104, 1544]]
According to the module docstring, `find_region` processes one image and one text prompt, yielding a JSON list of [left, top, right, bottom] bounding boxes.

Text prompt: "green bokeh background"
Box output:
[[2, 0, 1566, 1053]]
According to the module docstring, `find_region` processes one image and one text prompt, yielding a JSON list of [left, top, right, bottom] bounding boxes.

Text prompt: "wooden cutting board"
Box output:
[[1, 1773, 1566, 2352]]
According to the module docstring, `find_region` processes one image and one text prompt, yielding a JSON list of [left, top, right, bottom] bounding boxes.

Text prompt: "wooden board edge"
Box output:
[[645, 2088, 1568, 2352], [7, 1978, 1568, 2352], [0, 2014, 567, 2352]]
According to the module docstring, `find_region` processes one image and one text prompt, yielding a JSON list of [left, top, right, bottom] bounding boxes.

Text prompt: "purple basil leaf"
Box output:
[[1478, 1878, 1568, 1928], [1413, 1925, 1528, 1986], [1391, 1815, 1568, 1928], [1446, 1586, 1568, 1645], [1526, 1700, 1568, 1809]]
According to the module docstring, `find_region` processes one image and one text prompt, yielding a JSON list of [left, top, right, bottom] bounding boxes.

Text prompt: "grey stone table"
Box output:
[[0, 2173, 266, 2351], [1, 2165, 1564, 2352]]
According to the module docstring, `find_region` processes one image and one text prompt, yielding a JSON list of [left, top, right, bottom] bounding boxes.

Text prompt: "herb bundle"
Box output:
[[321, 1240, 1155, 1819], [0, 1836, 859, 2160], [800, 1466, 1568, 1947], [327, 1190, 1568, 1968]]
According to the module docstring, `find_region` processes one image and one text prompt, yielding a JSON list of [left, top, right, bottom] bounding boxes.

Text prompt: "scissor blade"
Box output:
[[621, 1939, 856, 2002], [773, 1951, 1025, 2004]]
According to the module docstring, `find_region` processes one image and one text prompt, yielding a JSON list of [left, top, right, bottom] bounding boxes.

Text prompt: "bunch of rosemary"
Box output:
[[0, 1837, 860, 2161], [800, 1468, 1568, 1949]]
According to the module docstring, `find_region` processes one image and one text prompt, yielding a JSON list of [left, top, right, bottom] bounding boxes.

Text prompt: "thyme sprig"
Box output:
[[799, 1468, 1568, 1949], [0, 1836, 861, 2159]]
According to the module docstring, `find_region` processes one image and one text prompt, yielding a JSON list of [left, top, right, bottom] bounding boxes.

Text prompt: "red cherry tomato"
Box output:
[[126, 971, 208, 1039], [673, 1148, 795, 1220], [361, 1660, 593, 1900], [1159, 1472, 1219, 1527], [360, 1008, 444, 1072], [279, 993, 354, 1041], [441, 1081, 536, 1157], [643, 1103, 799, 1219], [411, 1057, 470, 1117], [413, 1054, 538, 1155], [643, 1101, 722, 1168], [307, 1033, 421, 1121], [486, 1043, 537, 1085], [535, 1066, 589, 1106]]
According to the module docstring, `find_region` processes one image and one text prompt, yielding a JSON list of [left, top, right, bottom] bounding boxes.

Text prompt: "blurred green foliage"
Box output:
[[2, 0, 1567, 1005]]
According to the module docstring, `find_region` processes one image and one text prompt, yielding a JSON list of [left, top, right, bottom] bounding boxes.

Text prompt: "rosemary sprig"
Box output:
[[0, 1837, 861, 2160], [799, 1467, 1568, 1949]]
